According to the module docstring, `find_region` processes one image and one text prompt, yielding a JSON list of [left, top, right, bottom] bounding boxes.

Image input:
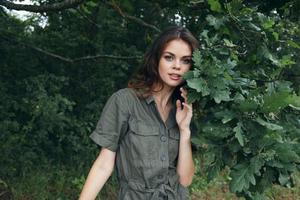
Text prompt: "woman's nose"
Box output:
[[173, 60, 181, 70]]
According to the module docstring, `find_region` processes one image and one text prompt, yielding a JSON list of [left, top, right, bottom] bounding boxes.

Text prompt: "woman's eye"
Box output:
[[182, 59, 192, 65], [164, 55, 173, 61]]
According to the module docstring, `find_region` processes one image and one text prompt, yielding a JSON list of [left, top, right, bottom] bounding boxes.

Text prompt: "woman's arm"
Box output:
[[175, 87, 195, 187], [79, 148, 116, 200], [176, 129, 194, 186]]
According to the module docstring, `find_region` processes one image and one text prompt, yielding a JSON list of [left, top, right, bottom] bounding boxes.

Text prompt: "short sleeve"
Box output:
[[89, 92, 129, 152]]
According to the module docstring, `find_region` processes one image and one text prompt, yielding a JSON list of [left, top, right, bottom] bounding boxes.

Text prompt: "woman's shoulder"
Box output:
[[114, 88, 135, 97], [112, 88, 138, 103]]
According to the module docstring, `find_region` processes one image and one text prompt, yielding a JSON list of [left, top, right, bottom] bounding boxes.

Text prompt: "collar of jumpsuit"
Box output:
[[89, 88, 190, 200]]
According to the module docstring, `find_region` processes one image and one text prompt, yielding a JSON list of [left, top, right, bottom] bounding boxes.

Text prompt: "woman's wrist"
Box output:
[[179, 128, 191, 140], [179, 126, 190, 133]]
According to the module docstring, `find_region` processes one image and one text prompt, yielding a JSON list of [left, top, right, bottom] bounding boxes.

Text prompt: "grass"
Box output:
[[2, 161, 300, 200]]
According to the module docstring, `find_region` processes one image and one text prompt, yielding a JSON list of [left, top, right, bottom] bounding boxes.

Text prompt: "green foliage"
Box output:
[[187, 1, 300, 199], [1, 0, 300, 199], [208, 0, 223, 13]]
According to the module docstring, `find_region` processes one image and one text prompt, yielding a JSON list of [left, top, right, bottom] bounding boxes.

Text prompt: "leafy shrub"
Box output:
[[188, 1, 300, 199]]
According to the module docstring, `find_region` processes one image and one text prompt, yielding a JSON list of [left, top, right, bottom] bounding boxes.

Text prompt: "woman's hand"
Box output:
[[175, 87, 193, 137]]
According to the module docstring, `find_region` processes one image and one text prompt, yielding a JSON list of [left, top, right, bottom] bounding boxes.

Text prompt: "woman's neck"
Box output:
[[152, 84, 175, 108]]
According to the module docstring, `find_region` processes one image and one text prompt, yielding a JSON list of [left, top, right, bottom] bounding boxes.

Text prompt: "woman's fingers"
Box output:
[[176, 99, 182, 110], [182, 102, 193, 119], [180, 87, 188, 102], [180, 87, 187, 95], [182, 102, 192, 110]]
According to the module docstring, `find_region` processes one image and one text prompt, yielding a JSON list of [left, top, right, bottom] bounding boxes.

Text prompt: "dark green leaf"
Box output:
[[255, 117, 283, 131], [233, 122, 244, 146], [230, 162, 254, 192], [187, 78, 210, 96], [207, 0, 222, 12]]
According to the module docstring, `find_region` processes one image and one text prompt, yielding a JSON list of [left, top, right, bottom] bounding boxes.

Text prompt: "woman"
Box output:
[[79, 26, 199, 200]]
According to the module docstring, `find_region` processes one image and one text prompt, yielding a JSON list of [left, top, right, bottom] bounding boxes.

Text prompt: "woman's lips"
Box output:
[[169, 73, 181, 81]]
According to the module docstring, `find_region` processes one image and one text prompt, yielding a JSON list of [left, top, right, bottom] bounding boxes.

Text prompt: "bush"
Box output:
[[188, 1, 300, 199]]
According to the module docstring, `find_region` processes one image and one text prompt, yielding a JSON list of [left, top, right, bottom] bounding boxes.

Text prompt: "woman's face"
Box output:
[[158, 39, 192, 89]]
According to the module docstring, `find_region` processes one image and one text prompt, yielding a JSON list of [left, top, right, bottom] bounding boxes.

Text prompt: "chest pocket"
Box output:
[[128, 119, 159, 161], [169, 126, 180, 164]]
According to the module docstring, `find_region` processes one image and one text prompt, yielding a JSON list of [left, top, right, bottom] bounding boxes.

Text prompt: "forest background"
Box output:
[[1, 0, 300, 199]]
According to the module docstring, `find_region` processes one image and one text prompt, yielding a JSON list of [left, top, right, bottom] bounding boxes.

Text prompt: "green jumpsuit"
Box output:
[[90, 88, 190, 200]]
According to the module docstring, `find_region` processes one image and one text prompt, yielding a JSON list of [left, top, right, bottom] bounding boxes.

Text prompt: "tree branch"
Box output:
[[107, 1, 161, 33], [76, 8, 102, 29], [0, 0, 86, 13], [29, 44, 142, 62], [1, 35, 141, 63], [73, 54, 142, 61]]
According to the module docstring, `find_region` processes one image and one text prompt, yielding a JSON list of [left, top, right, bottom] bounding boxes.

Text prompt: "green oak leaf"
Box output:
[[206, 15, 226, 29], [233, 122, 244, 146], [212, 90, 231, 103], [208, 0, 222, 12], [187, 78, 210, 96], [229, 163, 254, 192], [224, 38, 237, 47], [278, 172, 290, 186], [287, 40, 300, 49], [192, 49, 202, 67], [255, 117, 283, 131]]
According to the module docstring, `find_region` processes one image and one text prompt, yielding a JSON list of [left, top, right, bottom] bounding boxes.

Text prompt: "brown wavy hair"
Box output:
[[128, 26, 199, 98]]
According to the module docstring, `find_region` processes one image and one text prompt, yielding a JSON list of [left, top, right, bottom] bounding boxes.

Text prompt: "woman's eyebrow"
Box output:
[[163, 51, 192, 58], [163, 51, 175, 56]]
